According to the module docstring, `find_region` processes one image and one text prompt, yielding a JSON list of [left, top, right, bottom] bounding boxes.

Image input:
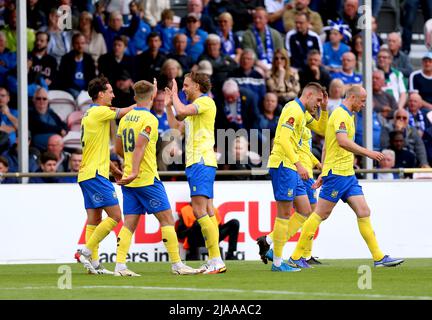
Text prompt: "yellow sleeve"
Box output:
[[333, 111, 349, 134], [193, 96, 210, 115], [279, 108, 300, 164], [306, 110, 328, 136], [140, 117, 158, 141]]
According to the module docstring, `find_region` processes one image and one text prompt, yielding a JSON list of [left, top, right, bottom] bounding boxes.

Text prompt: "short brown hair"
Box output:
[[0, 156, 8, 168], [133, 80, 154, 101], [40, 152, 57, 165], [161, 8, 174, 21], [185, 72, 212, 93], [302, 82, 324, 95], [88, 76, 110, 100]]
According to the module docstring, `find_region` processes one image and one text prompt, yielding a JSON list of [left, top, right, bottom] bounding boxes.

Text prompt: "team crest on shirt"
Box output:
[[339, 122, 346, 130], [145, 126, 152, 134], [331, 190, 339, 198], [287, 189, 293, 197], [286, 117, 295, 126]]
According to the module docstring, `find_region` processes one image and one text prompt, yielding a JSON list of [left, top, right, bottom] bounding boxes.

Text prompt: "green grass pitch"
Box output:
[[1, 259, 431, 300]]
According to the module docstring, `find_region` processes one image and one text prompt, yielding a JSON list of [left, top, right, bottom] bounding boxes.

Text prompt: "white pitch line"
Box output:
[[2, 285, 432, 300]]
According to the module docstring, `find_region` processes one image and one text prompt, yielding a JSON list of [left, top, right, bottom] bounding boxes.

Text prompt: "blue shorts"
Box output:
[[185, 162, 216, 199], [303, 178, 318, 204], [79, 174, 119, 209], [319, 172, 364, 203], [269, 164, 307, 201], [121, 178, 171, 215]]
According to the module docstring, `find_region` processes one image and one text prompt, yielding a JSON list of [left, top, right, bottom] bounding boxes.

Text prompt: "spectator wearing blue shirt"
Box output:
[[168, 33, 194, 74], [180, 13, 208, 63], [0, 87, 17, 147], [151, 90, 171, 135], [154, 9, 179, 55], [0, 31, 16, 88], [29, 152, 60, 184], [255, 92, 280, 142], [127, 1, 152, 56], [331, 51, 362, 85], [355, 108, 384, 151], [0, 156, 18, 184], [323, 29, 350, 74], [59, 149, 82, 183], [57, 33, 96, 99]]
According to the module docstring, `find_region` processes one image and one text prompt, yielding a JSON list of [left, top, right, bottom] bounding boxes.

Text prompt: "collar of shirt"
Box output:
[[340, 104, 353, 116], [135, 107, 151, 112], [295, 97, 306, 113]]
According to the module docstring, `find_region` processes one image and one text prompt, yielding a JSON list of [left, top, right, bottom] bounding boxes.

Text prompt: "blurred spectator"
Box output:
[[29, 87, 67, 151], [226, 0, 264, 32], [285, 11, 322, 70], [389, 130, 417, 170], [59, 149, 82, 183], [242, 7, 284, 73], [0, 31, 16, 88], [266, 48, 300, 106], [409, 52, 432, 110], [112, 70, 135, 108], [198, 34, 237, 96], [355, 106, 384, 151], [327, 78, 345, 114], [58, 33, 96, 99], [135, 32, 167, 82], [322, 24, 351, 74], [179, 12, 208, 63], [351, 33, 363, 73], [216, 79, 259, 130], [40, 8, 72, 66], [255, 92, 280, 140], [0, 155, 17, 184], [180, 0, 216, 34], [331, 52, 363, 86], [375, 149, 399, 180], [298, 49, 331, 90], [371, 16, 382, 62], [168, 33, 194, 74], [407, 92, 431, 138], [158, 58, 183, 93], [77, 11, 107, 66], [2, 8, 35, 52], [340, 0, 360, 37], [387, 32, 413, 79], [154, 8, 178, 55], [0, 87, 17, 147], [93, 6, 140, 54], [221, 135, 262, 175], [1, 131, 40, 173], [377, 48, 407, 109], [382, 109, 430, 168], [401, 0, 432, 54], [372, 69, 398, 122], [216, 12, 242, 64], [98, 35, 134, 83], [228, 49, 267, 105], [28, 31, 58, 89], [265, 0, 292, 33], [141, 0, 171, 28], [176, 204, 240, 260], [283, 0, 323, 34], [151, 90, 170, 135], [27, 0, 46, 31], [29, 151, 60, 183], [126, 1, 151, 56], [46, 134, 70, 172]]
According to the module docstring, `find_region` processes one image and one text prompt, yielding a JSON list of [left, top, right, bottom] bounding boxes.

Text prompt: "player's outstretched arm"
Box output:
[[165, 93, 185, 133], [165, 79, 198, 120], [336, 132, 384, 161], [116, 104, 137, 119], [117, 134, 149, 185]]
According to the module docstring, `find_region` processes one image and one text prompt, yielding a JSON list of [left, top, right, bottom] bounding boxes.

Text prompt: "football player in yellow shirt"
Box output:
[[74, 76, 134, 274], [165, 73, 226, 274], [289, 85, 404, 268], [266, 82, 328, 272], [113, 80, 200, 276]]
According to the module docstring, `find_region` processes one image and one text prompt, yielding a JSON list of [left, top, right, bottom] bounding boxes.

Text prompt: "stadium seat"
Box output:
[[48, 90, 76, 122], [62, 131, 82, 151], [76, 91, 93, 112], [67, 110, 84, 132]]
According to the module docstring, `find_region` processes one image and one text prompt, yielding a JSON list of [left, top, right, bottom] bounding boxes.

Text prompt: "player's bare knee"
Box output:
[[156, 210, 175, 226]]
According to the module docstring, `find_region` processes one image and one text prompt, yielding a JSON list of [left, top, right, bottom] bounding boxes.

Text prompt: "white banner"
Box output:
[[1, 180, 431, 264]]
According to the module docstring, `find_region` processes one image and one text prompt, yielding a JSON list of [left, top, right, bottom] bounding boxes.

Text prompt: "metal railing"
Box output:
[[2, 168, 432, 180]]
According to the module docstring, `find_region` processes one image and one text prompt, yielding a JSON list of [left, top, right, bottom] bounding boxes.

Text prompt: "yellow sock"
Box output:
[[210, 215, 219, 229], [161, 225, 181, 263], [267, 212, 306, 244], [357, 217, 385, 261], [197, 215, 220, 259], [116, 227, 133, 264], [86, 217, 118, 253], [268, 231, 273, 242], [292, 213, 322, 260], [85, 225, 99, 261], [273, 217, 290, 258]]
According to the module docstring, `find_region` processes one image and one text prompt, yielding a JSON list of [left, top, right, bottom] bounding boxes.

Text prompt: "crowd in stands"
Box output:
[[1, 0, 432, 184]]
